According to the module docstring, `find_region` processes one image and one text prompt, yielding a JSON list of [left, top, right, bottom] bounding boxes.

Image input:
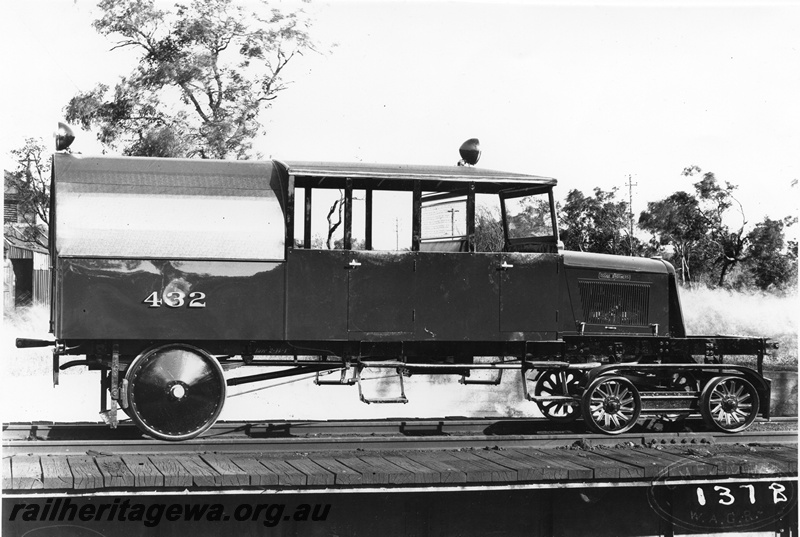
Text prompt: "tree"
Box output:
[[560, 187, 640, 255], [639, 191, 708, 285], [474, 205, 504, 252], [639, 167, 750, 287], [682, 166, 748, 287], [65, 0, 318, 159], [745, 216, 797, 291], [5, 139, 51, 248]]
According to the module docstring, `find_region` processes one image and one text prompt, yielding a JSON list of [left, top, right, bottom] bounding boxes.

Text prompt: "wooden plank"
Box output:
[[760, 446, 799, 469], [200, 455, 250, 487], [358, 456, 416, 485], [326, 457, 389, 485], [68, 456, 103, 490], [724, 446, 797, 473], [474, 450, 544, 481], [661, 447, 746, 476], [310, 457, 363, 485], [331, 456, 413, 486], [95, 456, 134, 488], [547, 449, 632, 480], [758, 449, 798, 472], [229, 457, 279, 487], [382, 455, 442, 484], [723, 450, 792, 475], [470, 450, 540, 482], [647, 448, 718, 478], [520, 450, 593, 480], [405, 452, 466, 484], [590, 448, 670, 478], [11, 456, 43, 490], [489, 450, 567, 481], [447, 451, 516, 482], [175, 455, 222, 487], [40, 457, 73, 490], [3, 457, 12, 490], [149, 456, 192, 488], [121, 455, 163, 488], [285, 459, 335, 486], [258, 459, 307, 486]]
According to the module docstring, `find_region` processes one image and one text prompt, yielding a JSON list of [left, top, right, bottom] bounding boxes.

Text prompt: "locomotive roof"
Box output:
[[279, 161, 557, 187]]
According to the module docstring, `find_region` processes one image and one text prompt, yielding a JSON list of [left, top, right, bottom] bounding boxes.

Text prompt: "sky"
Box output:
[[2, 0, 799, 233]]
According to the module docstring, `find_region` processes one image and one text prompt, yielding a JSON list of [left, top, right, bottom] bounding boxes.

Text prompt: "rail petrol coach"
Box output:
[[17, 136, 773, 441]]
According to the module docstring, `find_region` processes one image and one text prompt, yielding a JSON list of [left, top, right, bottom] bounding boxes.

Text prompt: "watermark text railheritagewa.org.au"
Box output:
[[8, 498, 331, 528]]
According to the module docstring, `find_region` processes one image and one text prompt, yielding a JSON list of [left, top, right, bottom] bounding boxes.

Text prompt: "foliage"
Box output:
[[560, 187, 643, 256], [684, 166, 748, 287], [5, 139, 51, 248], [474, 205, 504, 252], [65, 0, 318, 159], [639, 191, 707, 284], [746, 216, 797, 291], [638, 166, 751, 286]]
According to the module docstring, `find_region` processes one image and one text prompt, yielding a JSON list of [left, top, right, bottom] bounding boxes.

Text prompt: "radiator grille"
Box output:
[[579, 280, 650, 326]]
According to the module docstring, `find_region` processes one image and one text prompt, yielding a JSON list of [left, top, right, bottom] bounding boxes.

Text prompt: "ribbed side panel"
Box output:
[[579, 280, 650, 326], [33, 269, 50, 306]]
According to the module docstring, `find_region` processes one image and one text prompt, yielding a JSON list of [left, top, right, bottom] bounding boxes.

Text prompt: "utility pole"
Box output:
[[626, 174, 637, 256], [447, 207, 460, 236]]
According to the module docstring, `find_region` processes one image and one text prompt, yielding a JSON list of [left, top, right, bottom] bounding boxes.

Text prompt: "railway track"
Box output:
[[4, 417, 796, 455]]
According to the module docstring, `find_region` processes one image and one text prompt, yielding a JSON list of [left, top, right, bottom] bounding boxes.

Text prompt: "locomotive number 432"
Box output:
[[143, 291, 207, 308]]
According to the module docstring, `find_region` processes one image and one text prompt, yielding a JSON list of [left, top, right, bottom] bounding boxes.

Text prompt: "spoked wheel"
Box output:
[[700, 375, 760, 433], [533, 369, 581, 422], [124, 344, 226, 441], [581, 375, 642, 435]]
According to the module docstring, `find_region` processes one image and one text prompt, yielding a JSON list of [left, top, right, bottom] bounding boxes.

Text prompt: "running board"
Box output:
[[356, 364, 408, 404]]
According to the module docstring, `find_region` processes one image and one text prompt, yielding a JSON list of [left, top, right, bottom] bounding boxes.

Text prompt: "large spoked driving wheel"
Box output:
[[700, 375, 760, 433], [534, 370, 580, 422], [125, 344, 226, 441], [581, 375, 641, 435]]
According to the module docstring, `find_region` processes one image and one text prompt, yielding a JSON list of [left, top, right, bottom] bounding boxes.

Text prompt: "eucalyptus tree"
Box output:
[[66, 0, 318, 159]]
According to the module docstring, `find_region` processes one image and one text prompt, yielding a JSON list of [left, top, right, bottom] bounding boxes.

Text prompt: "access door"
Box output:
[[499, 252, 559, 334], [347, 251, 415, 335]]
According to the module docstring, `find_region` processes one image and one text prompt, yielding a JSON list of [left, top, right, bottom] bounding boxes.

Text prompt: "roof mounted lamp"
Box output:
[[55, 122, 75, 151], [457, 138, 481, 167]]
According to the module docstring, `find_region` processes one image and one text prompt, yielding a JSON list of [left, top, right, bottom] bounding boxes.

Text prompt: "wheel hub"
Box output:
[[604, 396, 621, 413], [168, 381, 188, 401], [721, 396, 738, 412]]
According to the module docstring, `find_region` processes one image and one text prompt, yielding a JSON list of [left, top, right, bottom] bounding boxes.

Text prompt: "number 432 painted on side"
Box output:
[[143, 291, 207, 308]]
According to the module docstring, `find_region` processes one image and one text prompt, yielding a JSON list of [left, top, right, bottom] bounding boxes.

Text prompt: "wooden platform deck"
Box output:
[[3, 443, 797, 494]]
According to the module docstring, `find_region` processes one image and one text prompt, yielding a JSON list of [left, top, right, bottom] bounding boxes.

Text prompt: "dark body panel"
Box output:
[[286, 249, 348, 341], [413, 253, 501, 342], [348, 251, 415, 336], [57, 259, 284, 340], [499, 252, 559, 336]]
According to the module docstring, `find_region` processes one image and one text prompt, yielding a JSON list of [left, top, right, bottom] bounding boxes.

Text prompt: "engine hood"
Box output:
[[562, 250, 672, 274]]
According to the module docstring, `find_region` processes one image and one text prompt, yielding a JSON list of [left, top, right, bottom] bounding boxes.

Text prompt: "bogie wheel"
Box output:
[[124, 344, 226, 441], [581, 375, 642, 435], [533, 370, 581, 422], [700, 375, 760, 433]]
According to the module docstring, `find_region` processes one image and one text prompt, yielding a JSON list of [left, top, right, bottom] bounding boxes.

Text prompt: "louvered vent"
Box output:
[[579, 280, 650, 326]]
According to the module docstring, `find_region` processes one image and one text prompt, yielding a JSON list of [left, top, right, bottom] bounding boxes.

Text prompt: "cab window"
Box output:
[[501, 189, 557, 251]]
